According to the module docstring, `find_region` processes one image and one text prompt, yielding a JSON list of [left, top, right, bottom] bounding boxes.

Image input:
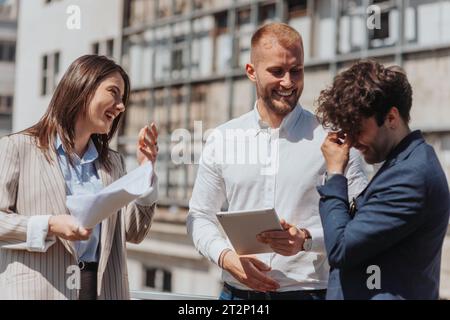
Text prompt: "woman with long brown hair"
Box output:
[[0, 55, 159, 300]]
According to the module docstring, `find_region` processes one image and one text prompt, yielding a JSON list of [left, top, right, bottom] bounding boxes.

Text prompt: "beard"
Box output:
[[262, 95, 296, 116], [260, 90, 300, 117], [256, 82, 300, 116]]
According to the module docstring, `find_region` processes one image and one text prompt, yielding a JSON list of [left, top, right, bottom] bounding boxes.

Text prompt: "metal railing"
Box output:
[[130, 290, 214, 300]]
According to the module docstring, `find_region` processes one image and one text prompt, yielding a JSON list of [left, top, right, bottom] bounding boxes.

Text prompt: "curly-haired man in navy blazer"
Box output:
[[316, 60, 450, 300]]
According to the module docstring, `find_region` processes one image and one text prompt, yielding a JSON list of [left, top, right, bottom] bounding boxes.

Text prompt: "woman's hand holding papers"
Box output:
[[48, 215, 92, 241]]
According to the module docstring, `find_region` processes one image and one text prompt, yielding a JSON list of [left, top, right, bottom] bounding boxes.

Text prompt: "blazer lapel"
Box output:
[[95, 160, 119, 276], [38, 147, 78, 259]]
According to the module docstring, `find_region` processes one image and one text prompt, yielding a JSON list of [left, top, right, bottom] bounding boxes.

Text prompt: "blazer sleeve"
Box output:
[[0, 136, 29, 243], [118, 154, 157, 244], [317, 164, 426, 269], [307, 148, 369, 253]]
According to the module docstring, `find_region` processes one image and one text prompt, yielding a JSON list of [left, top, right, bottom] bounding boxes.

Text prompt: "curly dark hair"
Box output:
[[315, 60, 413, 141]]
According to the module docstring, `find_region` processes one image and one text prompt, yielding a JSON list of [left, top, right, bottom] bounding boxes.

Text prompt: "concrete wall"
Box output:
[[231, 78, 254, 119], [301, 66, 333, 113], [0, 60, 14, 95], [314, 0, 335, 59], [409, 0, 450, 45], [205, 81, 230, 128], [404, 50, 450, 132]]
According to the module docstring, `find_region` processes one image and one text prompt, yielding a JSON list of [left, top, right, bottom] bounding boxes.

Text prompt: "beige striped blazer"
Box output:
[[0, 133, 156, 299]]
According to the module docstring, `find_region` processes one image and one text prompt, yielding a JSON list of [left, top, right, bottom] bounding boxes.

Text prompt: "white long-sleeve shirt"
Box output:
[[187, 103, 368, 291]]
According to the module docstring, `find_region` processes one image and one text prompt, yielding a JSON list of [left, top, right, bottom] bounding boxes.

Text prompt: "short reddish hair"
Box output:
[[251, 22, 303, 63]]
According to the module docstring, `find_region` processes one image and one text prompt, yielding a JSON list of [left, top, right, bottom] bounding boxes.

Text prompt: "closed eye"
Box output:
[[268, 68, 284, 77], [110, 88, 118, 97]]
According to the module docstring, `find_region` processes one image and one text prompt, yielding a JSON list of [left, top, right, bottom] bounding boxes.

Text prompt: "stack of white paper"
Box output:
[[66, 161, 153, 228]]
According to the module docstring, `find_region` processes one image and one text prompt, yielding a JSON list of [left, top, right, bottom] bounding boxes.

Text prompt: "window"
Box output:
[[106, 39, 114, 58], [215, 11, 228, 32], [6, 96, 13, 109], [41, 52, 61, 96], [214, 11, 232, 73], [125, 0, 157, 27], [172, 48, 184, 71], [371, 11, 390, 40], [339, 0, 365, 53], [171, 35, 187, 74], [193, 0, 203, 10], [41, 55, 48, 96], [193, 0, 220, 11], [0, 41, 16, 62], [338, 0, 398, 53], [91, 39, 115, 58], [174, 0, 188, 15], [237, 8, 251, 31], [6, 43, 15, 62], [368, 0, 398, 48], [259, 4, 276, 24], [0, 95, 13, 133], [287, 0, 307, 19], [191, 85, 206, 104], [53, 52, 60, 88], [44, 0, 62, 5], [145, 267, 172, 292], [157, 0, 171, 18], [170, 32, 190, 78], [92, 42, 100, 55], [0, 95, 13, 114]]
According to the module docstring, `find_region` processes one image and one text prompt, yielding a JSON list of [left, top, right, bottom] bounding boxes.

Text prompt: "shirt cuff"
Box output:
[[308, 227, 325, 252], [209, 240, 233, 266], [317, 174, 349, 202], [135, 174, 159, 206], [26, 215, 52, 252]]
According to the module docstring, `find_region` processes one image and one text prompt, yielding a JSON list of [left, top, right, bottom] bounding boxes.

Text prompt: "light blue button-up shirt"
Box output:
[[55, 136, 102, 262]]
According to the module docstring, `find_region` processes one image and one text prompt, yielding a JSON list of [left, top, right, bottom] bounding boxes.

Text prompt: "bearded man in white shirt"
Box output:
[[187, 22, 368, 300]]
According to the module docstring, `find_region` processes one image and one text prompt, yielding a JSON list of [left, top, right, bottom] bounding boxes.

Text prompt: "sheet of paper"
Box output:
[[66, 161, 153, 228]]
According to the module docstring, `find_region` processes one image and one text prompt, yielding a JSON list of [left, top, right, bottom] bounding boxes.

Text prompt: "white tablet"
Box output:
[[216, 208, 283, 255]]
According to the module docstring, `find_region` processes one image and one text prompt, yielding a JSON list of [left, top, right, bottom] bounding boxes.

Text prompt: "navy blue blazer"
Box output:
[[317, 130, 450, 300]]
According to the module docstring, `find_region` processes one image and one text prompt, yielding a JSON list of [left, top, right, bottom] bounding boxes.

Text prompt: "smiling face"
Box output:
[[353, 116, 392, 164], [247, 38, 304, 116], [79, 71, 126, 135]]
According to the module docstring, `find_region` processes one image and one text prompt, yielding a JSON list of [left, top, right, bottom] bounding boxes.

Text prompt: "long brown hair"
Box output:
[[22, 55, 130, 172]]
